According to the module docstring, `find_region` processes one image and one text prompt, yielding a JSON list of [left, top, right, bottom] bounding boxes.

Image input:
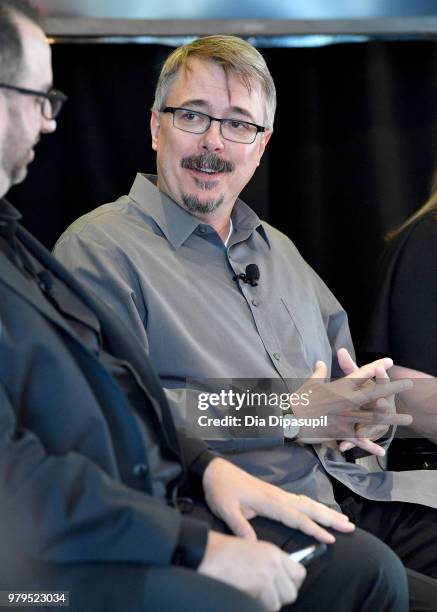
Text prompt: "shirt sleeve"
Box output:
[[304, 266, 355, 379], [54, 230, 150, 352]]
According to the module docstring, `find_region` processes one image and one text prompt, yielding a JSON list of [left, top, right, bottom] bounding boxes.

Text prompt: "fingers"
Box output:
[[375, 363, 390, 382], [271, 567, 300, 609], [261, 493, 336, 543], [268, 493, 355, 543], [261, 582, 282, 611], [275, 506, 336, 544], [353, 378, 413, 406], [284, 557, 306, 590], [364, 378, 413, 403], [353, 437, 386, 456], [339, 437, 386, 456], [288, 494, 355, 534], [273, 557, 306, 608], [259, 546, 306, 611], [374, 397, 393, 411], [337, 347, 358, 375], [337, 409, 412, 426], [311, 361, 328, 380], [311, 360, 328, 381], [338, 440, 355, 452], [220, 503, 258, 541], [346, 357, 393, 381], [199, 534, 303, 612]]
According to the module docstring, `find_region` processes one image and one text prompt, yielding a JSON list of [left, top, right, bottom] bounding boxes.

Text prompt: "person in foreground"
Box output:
[[0, 3, 413, 611], [55, 34, 437, 610]]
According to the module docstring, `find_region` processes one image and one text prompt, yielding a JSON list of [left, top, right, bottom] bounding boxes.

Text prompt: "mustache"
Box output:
[[181, 153, 234, 173]]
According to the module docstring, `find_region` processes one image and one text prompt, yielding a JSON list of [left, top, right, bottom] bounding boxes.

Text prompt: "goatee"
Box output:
[[181, 152, 232, 215], [182, 193, 224, 215]]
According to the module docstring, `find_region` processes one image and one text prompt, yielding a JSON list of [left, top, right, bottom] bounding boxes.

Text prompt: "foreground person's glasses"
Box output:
[[0, 83, 68, 119]]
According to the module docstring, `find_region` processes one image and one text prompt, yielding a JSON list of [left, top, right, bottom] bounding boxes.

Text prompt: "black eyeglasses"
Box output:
[[0, 83, 67, 119], [162, 107, 266, 144]]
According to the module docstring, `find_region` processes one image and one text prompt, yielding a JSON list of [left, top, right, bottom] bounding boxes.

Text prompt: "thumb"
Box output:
[[311, 360, 328, 381], [338, 440, 355, 452], [222, 505, 258, 541], [337, 347, 358, 375]]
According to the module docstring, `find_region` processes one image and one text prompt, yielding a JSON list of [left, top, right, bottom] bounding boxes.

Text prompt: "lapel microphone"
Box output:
[[233, 263, 260, 287]]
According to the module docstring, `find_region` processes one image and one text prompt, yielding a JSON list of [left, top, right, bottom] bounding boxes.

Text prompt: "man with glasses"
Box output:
[[0, 52, 65, 193], [54, 35, 437, 609], [0, 83, 66, 118], [0, 4, 414, 611]]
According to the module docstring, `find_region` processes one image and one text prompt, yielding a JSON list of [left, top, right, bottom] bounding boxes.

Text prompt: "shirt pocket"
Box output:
[[280, 297, 333, 375]]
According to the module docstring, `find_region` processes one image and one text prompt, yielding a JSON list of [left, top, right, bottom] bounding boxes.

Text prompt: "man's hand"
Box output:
[[203, 457, 354, 543], [292, 355, 413, 445], [336, 348, 399, 456], [198, 531, 306, 611]]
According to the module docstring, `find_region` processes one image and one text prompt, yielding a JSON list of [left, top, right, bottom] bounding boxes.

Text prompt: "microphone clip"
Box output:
[[233, 272, 256, 286], [232, 264, 260, 287]]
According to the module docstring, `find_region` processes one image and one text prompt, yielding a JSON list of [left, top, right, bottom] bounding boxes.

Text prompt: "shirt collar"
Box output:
[[0, 198, 22, 222], [0, 199, 22, 237], [128, 173, 271, 250]]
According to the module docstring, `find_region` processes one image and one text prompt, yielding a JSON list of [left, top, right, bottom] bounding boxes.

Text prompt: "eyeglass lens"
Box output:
[[173, 109, 257, 143]]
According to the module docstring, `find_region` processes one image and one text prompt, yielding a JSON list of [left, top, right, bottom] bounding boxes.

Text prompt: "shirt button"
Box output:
[[132, 463, 149, 478], [273, 352, 281, 361], [198, 227, 207, 234], [252, 299, 259, 307]]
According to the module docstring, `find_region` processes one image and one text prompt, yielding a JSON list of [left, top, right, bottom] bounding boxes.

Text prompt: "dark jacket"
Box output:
[[0, 204, 213, 575], [362, 211, 437, 376]]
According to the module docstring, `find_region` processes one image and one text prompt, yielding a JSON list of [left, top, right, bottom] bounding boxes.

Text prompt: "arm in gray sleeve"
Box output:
[[304, 266, 355, 379], [54, 231, 150, 351]]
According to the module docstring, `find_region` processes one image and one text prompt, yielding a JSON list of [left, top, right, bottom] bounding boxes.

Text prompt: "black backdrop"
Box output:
[[7, 39, 437, 345]]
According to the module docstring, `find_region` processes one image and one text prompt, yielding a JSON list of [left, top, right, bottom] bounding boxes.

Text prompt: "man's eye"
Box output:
[[228, 120, 250, 131], [181, 112, 200, 121]]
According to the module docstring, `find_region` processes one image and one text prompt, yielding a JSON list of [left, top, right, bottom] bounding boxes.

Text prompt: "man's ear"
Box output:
[[150, 110, 160, 151], [256, 129, 272, 165]]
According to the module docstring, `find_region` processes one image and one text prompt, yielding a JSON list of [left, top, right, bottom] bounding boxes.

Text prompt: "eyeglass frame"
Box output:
[[161, 106, 266, 144], [0, 83, 68, 119]]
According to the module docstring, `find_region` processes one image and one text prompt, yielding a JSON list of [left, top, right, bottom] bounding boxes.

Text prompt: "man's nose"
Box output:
[[40, 114, 57, 135], [199, 119, 225, 152]]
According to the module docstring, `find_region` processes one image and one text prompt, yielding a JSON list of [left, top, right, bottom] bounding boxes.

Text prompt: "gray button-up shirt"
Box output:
[[54, 173, 437, 509]]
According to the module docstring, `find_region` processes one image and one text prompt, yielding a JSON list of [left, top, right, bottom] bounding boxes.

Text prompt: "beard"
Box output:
[[182, 192, 224, 215], [0, 147, 27, 197], [180, 152, 233, 215], [8, 160, 28, 186], [3, 111, 34, 188], [0, 164, 9, 198], [2, 145, 28, 188]]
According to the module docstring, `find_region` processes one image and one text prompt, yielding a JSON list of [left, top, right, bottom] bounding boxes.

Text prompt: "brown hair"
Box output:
[[152, 35, 276, 130], [386, 168, 437, 241]]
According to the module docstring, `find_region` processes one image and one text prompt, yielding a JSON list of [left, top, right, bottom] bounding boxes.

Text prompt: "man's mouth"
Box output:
[[181, 153, 234, 176], [197, 168, 217, 174]]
